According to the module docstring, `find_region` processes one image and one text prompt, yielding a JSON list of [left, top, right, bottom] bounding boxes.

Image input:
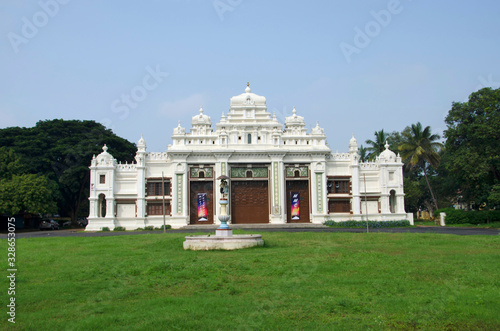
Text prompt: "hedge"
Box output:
[[434, 208, 500, 224], [324, 220, 411, 228]]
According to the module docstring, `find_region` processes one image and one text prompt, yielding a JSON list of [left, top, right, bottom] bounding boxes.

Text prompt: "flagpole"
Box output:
[[162, 171, 166, 233], [364, 174, 368, 233]]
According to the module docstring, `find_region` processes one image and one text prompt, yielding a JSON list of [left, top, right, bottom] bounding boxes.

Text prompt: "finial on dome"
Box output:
[[316, 121, 320, 127], [177, 120, 181, 127], [292, 107, 297, 116], [102, 144, 108, 153], [385, 140, 390, 150], [245, 82, 251, 93], [199, 106, 203, 114]]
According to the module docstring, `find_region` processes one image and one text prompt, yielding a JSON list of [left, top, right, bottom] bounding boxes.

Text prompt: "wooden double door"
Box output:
[[231, 181, 269, 224], [286, 180, 310, 223], [190, 181, 214, 224]]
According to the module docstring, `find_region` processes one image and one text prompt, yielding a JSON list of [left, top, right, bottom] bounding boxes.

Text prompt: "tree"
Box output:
[[365, 130, 388, 160], [0, 147, 57, 215], [358, 145, 368, 162], [399, 122, 442, 211], [444, 87, 500, 208], [0, 174, 57, 215], [0, 120, 137, 222]]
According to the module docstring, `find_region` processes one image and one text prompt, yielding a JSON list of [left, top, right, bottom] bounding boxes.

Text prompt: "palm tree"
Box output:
[[365, 130, 388, 160], [399, 122, 443, 211], [358, 145, 368, 162]]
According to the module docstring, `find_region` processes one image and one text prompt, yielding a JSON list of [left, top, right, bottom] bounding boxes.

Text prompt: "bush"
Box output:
[[434, 208, 500, 224], [113, 226, 126, 231], [155, 225, 171, 230], [324, 220, 411, 228], [101, 227, 110, 232], [144, 226, 155, 231]]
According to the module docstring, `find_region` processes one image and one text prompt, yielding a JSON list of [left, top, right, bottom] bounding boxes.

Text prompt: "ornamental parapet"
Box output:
[[359, 162, 380, 170], [116, 163, 137, 171], [147, 152, 169, 161]]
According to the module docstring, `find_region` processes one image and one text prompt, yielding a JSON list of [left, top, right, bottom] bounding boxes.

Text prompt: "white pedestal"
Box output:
[[216, 228, 233, 237], [440, 212, 446, 226]]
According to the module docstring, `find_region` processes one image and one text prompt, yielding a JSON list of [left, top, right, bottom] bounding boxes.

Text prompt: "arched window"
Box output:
[[389, 190, 396, 213], [294, 170, 300, 178], [248, 133, 252, 144], [246, 170, 253, 178], [199, 171, 205, 178], [98, 194, 106, 218]]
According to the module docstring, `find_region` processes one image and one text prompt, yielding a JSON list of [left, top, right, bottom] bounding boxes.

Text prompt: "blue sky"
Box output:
[[1, 0, 499, 153]]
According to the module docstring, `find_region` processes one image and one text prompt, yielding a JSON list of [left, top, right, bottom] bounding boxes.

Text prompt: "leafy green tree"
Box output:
[[403, 176, 423, 213], [0, 147, 57, 215], [444, 87, 500, 208], [0, 174, 57, 215], [399, 122, 442, 211], [488, 184, 500, 208], [0, 120, 136, 222], [0, 147, 24, 178]]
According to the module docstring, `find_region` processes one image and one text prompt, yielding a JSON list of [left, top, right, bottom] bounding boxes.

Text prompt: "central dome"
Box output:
[[230, 82, 266, 108]]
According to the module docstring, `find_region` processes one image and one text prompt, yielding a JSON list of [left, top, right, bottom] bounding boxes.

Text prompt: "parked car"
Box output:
[[62, 221, 72, 227], [39, 219, 59, 230], [77, 218, 88, 227]]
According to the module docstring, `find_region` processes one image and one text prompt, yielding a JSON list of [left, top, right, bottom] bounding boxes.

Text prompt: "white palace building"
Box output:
[[86, 84, 412, 230]]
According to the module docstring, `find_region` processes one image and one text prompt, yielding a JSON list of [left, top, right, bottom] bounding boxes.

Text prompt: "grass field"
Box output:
[[1, 232, 499, 330]]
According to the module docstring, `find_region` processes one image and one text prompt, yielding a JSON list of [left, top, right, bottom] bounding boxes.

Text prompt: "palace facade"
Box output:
[[86, 84, 412, 230]]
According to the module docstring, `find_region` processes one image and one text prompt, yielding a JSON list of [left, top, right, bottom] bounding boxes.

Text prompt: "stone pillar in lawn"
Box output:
[[216, 175, 232, 237]]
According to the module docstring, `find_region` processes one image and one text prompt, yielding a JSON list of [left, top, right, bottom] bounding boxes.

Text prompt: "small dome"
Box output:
[[136, 134, 147, 153], [138, 134, 146, 147], [96, 144, 114, 164], [191, 107, 211, 126], [312, 121, 325, 135], [285, 107, 305, 126], [349, 134, 358, 146], [349, 134, 358, 153], [173, 120, 186, 135], [379, 141, 397, 162]]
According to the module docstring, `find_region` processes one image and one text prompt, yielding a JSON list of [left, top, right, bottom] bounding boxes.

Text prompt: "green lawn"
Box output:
[[414, 220, 500, 228], [2, 232, 499, 330]]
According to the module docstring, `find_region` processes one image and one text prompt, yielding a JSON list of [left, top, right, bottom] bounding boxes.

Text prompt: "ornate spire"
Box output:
[[245, 82, 251, 93]]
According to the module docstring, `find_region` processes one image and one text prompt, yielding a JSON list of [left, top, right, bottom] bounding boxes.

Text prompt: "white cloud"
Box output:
[[157, 93, 207, 118]]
